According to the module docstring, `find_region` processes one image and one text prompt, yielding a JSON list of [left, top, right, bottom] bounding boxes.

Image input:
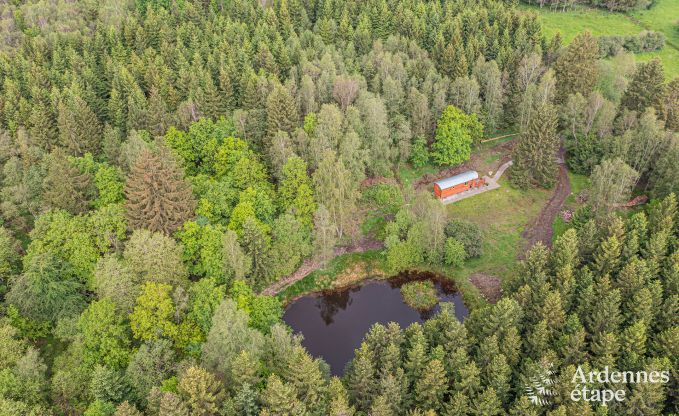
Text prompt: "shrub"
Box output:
[[444, 219, 483, 258], [410, 136, 430, 168], [565, 133, 604, 175], [598, 31, 665, 58], [444, 238, 466, 267], [400, 281, 439, 310]]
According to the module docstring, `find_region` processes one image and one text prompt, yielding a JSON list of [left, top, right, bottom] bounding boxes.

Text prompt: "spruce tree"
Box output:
[[125, 147, 196, 235], [621, 58, 666, 114], [414, 359, 447, 413], [260, 374, 306, 416], [57, 91, 103, 156], [42, 148, 93, 214], [266, 85, 299, 139], [553, 32, 599, 102], [510, 101, 559, 189], [663, 77, 679, 131]]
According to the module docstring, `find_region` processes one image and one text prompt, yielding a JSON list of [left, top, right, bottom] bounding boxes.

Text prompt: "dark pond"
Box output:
[[282, 272, 469, 375]]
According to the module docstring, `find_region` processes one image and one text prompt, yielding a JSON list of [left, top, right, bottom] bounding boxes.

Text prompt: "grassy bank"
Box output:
[[279, 175, 552, 312], [552, 172, 589, 240]]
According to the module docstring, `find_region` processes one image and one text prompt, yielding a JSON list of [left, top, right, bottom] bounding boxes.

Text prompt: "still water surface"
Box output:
[[283, 275, 469, 375]]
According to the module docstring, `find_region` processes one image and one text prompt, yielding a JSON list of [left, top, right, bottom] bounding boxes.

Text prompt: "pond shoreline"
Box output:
[[282, 274, 469, 375], [281, 268, 460, 307]]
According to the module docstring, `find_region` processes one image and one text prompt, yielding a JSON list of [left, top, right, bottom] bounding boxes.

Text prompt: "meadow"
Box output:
[[520, 0, 679, 78]]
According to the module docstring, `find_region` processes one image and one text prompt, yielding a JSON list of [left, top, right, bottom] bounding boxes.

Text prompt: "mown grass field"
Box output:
[[445, 177, 551, 281], [520, 0, 679, 78]]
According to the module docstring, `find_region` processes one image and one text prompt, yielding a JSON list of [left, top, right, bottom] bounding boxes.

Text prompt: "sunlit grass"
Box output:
[[520, 0, 679, 78]]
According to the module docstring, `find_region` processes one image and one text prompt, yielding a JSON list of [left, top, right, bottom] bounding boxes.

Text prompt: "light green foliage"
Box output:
[[444, 238, 466, 267], [201, 300, 264, 384], [93, 256, 138, 315], [279, 156, 316, 227], [129, 282, 178, 343], [78, 300, 131, 369], [269, 213, 312, 281], [177, 222, 227, 283], [400, 281, 439, 310], [177, 366, 225, 416], [164, 118, 237, 176], [0, 227, 19, 291], [84, 400, 116, 416], [123, 230, 188, 288], [26, 210, 101, 286], [431, 106, 483, 166], [228, 280, 282, 333], [249, 296, 283, 334], [410, 137, 430, 168], [94, 165, 125, 208], [186, 278, 225, 338], [125, 339, 176, 402]]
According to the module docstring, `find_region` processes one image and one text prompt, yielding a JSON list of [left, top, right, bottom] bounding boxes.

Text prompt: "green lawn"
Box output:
[[519, 4, 640, 42], [446, 178, 551, 281], [630, 0, 679, 78], [520, 0, 679, 78]]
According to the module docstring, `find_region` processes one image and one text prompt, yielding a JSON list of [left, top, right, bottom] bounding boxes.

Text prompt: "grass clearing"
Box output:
[[520, 0, 679, 78], [446, 177, 551, 281], [552, 172, 589, 240]]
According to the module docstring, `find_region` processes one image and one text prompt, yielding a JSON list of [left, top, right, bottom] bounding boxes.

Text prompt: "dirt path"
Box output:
[[260, 237, 384, 296], [520, 148, 570, 254]]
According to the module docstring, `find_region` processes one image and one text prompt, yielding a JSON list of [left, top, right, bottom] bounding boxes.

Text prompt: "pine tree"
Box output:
[[510, 101, 559, 189], [328, 377, 355, 416], [594, 235, 622, 276], [553, 32, 599, 102], [345, 343, 376, 411], [472, 388, 502, 416], [621, 58, 666, 114], [234, 383, 260, 416], [125, 148, 196, 235]]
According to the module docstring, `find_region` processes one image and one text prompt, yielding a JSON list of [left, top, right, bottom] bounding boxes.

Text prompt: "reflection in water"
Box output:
[[316, 288, 353, 325], [283, 274, 468, 375]]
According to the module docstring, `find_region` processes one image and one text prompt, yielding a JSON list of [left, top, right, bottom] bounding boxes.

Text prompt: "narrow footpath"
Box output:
[[520, 148, 571, 253]]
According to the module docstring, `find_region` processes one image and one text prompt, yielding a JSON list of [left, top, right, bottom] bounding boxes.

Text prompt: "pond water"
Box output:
[[282, 273, 469, 375]]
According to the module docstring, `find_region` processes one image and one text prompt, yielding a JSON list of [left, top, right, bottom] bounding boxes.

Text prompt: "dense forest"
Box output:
[[0, 0, 677, 415]]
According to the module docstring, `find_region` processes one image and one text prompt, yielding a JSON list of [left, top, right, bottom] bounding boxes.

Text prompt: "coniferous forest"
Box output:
[[0, 0, 677, 415]]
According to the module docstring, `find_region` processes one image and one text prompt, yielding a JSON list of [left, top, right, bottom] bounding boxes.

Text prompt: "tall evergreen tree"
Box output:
[[510, 101, 559, 189], [125, 148, 196, 235], [553, 31, 599, 102], [621, 59, 666, 114], [42, 148, 93, 214]]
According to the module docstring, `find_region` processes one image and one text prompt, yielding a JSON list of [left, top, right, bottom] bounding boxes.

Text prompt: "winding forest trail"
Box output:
[[260, 237, 384, 296], [520, 148, 571, 254]]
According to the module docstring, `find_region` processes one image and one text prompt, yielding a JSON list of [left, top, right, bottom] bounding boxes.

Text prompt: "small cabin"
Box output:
[[433, 170, 485, 199]]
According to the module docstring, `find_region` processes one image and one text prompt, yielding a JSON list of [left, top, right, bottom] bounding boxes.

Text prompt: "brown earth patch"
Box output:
[[414, 140, 515, 190], [469, 273, 502, 303], [520, 148, 571, 255], [260, 236, 385, 296]]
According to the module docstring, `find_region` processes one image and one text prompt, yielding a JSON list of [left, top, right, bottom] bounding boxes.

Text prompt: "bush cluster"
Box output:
[[400, 280, 439, 310], [598, 31, 665, 58]]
